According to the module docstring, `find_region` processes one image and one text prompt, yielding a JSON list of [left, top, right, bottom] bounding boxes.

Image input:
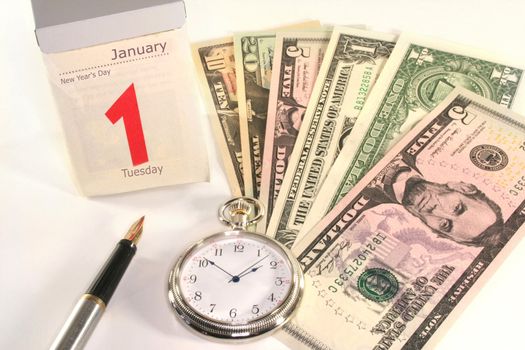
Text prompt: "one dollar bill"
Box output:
[[279, 87, 525, 350], [266, 27, 397, 247], [301, 33, 525, 236], [193, 37, 244, 196], [258, 30, 331, 231]]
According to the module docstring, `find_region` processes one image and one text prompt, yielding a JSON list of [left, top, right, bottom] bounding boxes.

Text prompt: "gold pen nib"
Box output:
[[124, 216, 144, 245]]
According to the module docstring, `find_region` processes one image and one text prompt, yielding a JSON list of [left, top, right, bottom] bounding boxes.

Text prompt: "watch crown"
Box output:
[[230, 197, 252, 216], [219, 197, 264, 230]]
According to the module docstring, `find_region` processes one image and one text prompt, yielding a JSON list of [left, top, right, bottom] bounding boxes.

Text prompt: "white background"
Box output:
[[1, 0, 525, 349]]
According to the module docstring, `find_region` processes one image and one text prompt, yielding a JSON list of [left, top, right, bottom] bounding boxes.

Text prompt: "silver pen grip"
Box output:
[[50, 294, 105, 350]]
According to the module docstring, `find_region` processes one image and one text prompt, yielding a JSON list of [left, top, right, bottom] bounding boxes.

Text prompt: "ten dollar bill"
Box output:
[[193, 37, 244, 196]]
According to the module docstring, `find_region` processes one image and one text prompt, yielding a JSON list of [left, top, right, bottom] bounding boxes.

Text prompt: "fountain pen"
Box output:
[[50, 216, 144, 350]]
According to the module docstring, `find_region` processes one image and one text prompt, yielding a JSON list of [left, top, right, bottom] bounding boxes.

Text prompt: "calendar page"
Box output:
[[43, 28, 209, 196]]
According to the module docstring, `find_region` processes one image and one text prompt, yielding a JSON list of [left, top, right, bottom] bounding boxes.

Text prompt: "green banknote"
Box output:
[[300, 33, 525, 240], [235, 32, 276, 198], [193, 38, 244, 196], [278, 88, 525, 350], [266, 27, 396, 247], [258, 30, 331, 232], [235, 22, 320, 198]]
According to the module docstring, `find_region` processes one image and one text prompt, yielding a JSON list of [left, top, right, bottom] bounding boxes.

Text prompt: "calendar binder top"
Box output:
[[31, 0, 186, 53]]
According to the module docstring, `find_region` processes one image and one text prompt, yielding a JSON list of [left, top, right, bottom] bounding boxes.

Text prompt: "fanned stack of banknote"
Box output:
[[193, 24, 525, 350]]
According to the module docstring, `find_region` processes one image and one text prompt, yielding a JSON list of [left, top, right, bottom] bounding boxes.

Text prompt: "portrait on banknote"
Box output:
[[362, 156, 506, 248], [266, 28, 397, 247], [281, 89, 525, 350], [275, 100, 305, 142], [303, 34, 525, 238], [258, 30, 331, 231]]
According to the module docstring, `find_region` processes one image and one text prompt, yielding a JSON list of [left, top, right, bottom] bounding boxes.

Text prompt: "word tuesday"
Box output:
[[121, 165, 163, 178], [111, 42, 167, 60]]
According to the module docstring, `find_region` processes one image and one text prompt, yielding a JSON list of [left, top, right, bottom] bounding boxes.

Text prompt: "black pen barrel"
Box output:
[[87, 239, 136, 305], [50, 217, 143, 350]]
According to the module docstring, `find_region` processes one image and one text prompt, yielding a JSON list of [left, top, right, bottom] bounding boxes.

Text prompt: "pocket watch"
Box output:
[[168, 197, 304, 340]]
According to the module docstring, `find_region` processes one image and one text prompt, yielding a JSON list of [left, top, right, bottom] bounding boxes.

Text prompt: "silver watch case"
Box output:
[[167, 229, 304, 341]]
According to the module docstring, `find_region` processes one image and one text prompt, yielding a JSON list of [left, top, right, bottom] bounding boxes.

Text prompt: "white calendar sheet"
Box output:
[[43, 29, 209, 196]]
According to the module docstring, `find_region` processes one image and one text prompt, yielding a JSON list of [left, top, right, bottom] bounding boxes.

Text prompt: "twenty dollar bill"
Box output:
[[235, 32, 276, 197], [279, 88, 525, 350], [235, 22, 320, 197], [266, 27, 397, 247]]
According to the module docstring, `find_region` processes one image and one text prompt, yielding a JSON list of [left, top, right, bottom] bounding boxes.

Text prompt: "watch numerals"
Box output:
[[171, 232, 303, 336]]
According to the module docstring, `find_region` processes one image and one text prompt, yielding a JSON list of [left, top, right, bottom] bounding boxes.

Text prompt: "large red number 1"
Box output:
[[105, 83, 149, 166]]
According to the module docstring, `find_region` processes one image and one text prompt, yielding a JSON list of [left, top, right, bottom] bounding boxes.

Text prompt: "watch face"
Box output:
[[178, 232, 293, 325]]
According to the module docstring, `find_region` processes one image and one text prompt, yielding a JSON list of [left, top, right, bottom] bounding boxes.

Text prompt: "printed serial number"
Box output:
[[354, 68, 373, 111], [510, 175, 525, 196], [329, 232, 387, 293]]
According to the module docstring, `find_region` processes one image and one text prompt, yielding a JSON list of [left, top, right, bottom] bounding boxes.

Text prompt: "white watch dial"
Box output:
[[179, 235, 293, 325]]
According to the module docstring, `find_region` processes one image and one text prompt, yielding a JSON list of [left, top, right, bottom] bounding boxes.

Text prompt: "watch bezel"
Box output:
[[168, 230, 304, 340]]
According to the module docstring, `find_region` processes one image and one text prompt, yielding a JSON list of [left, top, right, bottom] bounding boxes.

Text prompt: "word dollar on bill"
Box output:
[[259, 30, 331, 230], [266, 27, 397, 247], [279, 88, 525, 350], [302, 33, 524, 238], [235, 31, 276, 197], [235, 22, 319, 197]]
